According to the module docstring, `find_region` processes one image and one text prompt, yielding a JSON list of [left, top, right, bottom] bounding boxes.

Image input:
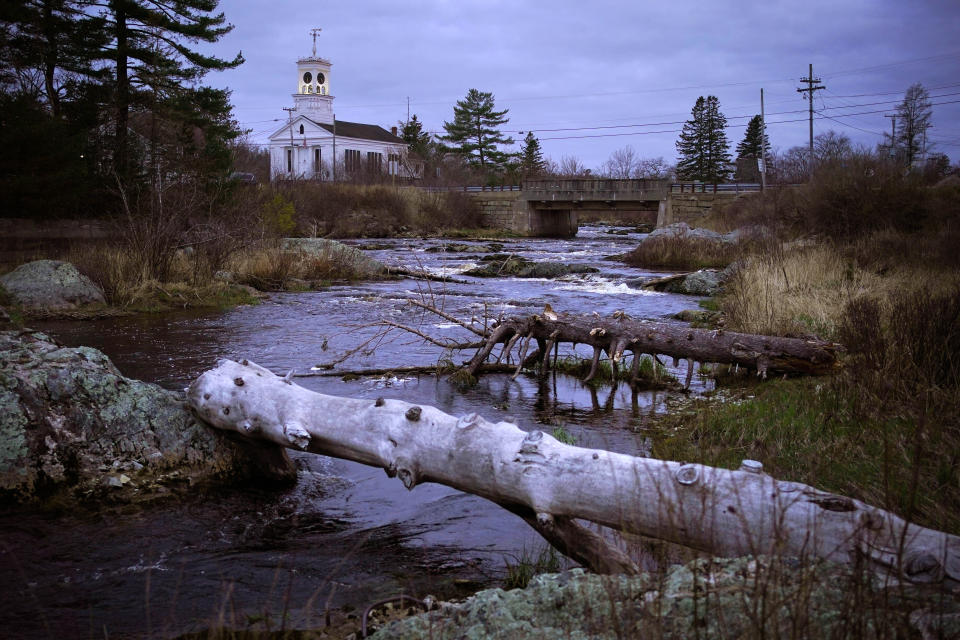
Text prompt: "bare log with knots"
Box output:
[[188, 359, 960, 588], [464, 308, 841, 386]]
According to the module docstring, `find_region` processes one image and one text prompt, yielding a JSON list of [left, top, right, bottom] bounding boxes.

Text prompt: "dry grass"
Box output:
[[623, 234, 738, 270], [721, 237, 960, 339], [229, 243, 377, 290]]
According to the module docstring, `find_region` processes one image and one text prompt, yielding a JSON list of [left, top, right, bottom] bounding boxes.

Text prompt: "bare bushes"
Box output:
[[803, 154, 927, 238], [413, 189, 482, 230], [705, 187, 803, 234], [281, 182, 411, 237], [277, 182, 483, 236]]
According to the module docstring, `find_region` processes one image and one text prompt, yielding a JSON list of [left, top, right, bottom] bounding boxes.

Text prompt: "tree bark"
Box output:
[[465, 312, 841, 380], [188, 359, 958, 588]]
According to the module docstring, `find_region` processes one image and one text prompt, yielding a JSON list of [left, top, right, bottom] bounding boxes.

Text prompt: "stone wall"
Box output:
[[656, 192, 752, 227], [474, 192, 525, 232]]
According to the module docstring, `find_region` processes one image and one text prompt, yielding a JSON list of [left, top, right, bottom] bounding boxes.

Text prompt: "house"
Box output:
[[268, 36, 411, 181]]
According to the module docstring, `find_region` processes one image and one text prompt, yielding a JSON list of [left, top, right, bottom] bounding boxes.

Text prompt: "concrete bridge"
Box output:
[[467, 179, 758, 237]]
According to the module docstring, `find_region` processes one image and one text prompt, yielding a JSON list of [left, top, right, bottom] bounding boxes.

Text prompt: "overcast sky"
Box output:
[[203, 0, 960, 170]]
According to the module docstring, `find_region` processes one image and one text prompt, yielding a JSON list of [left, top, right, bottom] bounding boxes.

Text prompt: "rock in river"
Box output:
[[464, 254, 599, 278], [0, 329, 294, 503], [0, 260, 106, 312]]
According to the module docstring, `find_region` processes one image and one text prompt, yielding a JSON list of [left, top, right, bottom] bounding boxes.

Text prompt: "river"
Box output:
[[0, 225, 711, 638]]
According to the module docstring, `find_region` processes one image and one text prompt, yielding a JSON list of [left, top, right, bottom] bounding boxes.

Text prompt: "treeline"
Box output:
[[0, 0, 243, 220]]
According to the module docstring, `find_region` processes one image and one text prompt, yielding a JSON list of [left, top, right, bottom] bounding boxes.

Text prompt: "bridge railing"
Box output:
[[522, 178, 670, 193], [670, 183, 762, 194], [420, 185, 521, 192]]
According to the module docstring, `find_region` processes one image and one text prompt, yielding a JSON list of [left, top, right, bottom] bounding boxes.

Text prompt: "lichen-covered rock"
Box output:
[[0, 329, 293, 503], [0, 260, 106, 312], [281, 237, 386, 278], [373, 556, 960, 639]]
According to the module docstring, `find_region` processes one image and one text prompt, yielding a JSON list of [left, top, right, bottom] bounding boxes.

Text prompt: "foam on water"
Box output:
[[554, 280, 663, 296]]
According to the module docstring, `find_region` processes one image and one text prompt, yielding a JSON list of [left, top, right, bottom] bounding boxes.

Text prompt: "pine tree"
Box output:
[[519, 132, 546, 178], [0, 1, 108, 117], [735, 115, 770, 159], [401, 114, 431, 158], [675, 95, 731, 183], [895, 83, 933, 167], [86, 0, 244, 176], [442, 88, 514, 170]]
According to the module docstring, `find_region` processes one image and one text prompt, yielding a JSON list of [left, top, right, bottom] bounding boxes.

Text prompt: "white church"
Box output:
[[269, 33, 411, 181]]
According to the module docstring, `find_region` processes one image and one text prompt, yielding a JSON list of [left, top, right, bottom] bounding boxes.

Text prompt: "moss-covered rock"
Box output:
[[373, 556, 960, 639], [0, 329, 294, 504]]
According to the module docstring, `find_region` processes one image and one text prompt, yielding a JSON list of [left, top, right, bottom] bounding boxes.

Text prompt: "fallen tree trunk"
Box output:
[[188, 359, 959, 588], [466, 311, 841, 382]]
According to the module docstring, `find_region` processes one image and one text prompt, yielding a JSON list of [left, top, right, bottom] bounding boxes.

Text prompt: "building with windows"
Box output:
[[268, 36, 409, 181]]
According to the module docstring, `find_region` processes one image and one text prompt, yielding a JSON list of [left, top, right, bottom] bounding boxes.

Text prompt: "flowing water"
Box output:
[[0, 225, 712, 638]]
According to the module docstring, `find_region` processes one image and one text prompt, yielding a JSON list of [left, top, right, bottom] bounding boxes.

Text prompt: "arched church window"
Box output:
[[299, 124, 305, 134]]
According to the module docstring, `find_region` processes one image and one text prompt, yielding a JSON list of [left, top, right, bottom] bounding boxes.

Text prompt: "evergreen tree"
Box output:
[[735, 115, 770, 159], [675, 95, 731, 183], [895, 83, 933, 167], [86, 0, 244, 176], [442, 88, 514, 170], [0, 1, 108, 117], [401, 114, 431, 158], [519, 132, 546, 178]]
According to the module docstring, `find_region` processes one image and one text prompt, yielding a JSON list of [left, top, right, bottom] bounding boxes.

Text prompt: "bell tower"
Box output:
[[293, 28, 334, 124]]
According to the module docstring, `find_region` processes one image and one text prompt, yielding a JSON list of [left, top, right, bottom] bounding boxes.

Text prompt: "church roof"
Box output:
[[316, 119, 404, 144]]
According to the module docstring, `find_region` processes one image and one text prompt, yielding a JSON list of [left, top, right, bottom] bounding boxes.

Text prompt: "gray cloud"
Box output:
[[207, 0, 960, 168]]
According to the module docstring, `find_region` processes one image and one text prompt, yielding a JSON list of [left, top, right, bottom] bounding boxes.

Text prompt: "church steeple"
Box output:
[[293, 29, 334, 124]]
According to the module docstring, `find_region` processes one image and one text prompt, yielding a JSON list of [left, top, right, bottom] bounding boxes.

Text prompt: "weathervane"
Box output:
[[310, 27, 322, 57]]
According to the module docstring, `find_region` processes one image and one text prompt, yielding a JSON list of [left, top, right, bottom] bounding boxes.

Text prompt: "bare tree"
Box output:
[[813, 130, 853, 163], [895, 83, 933, 167], [634, 156, 675, 179], [601, 145, 637, 179], [552, 155, 591, 178]]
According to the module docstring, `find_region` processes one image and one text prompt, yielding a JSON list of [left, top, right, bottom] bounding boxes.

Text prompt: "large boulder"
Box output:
[[373, 555, 957, 639], [281, 238, 386, 279], [0, 329, 293, 503], [0, 260, 106, 312]]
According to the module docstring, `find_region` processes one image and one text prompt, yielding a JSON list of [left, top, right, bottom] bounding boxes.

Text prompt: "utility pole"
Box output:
[[760, 88, 767, 191], [283, 107, 296, 175], [796, 63, 825, 177], [884, 113, 897, 159], [406, 96, 410, 125]]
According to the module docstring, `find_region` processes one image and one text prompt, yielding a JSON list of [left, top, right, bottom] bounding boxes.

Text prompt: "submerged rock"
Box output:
[[281, 237, 386, 278], [465, 255, 598, 278], [0, 260, 106, 312], [373, 555, 958, 639], [0, 329, 294, 504]]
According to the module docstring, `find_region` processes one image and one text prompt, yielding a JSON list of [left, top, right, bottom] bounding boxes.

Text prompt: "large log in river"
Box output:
[[188, 359, 959, 588]]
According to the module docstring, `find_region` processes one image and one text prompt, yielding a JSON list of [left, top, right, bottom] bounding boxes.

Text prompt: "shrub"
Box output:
[[802, 153, 927, 238]]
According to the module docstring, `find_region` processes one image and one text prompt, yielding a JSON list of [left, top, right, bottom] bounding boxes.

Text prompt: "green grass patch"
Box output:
[[649, 376, 960, 535], [503, 544, 561, 590]]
